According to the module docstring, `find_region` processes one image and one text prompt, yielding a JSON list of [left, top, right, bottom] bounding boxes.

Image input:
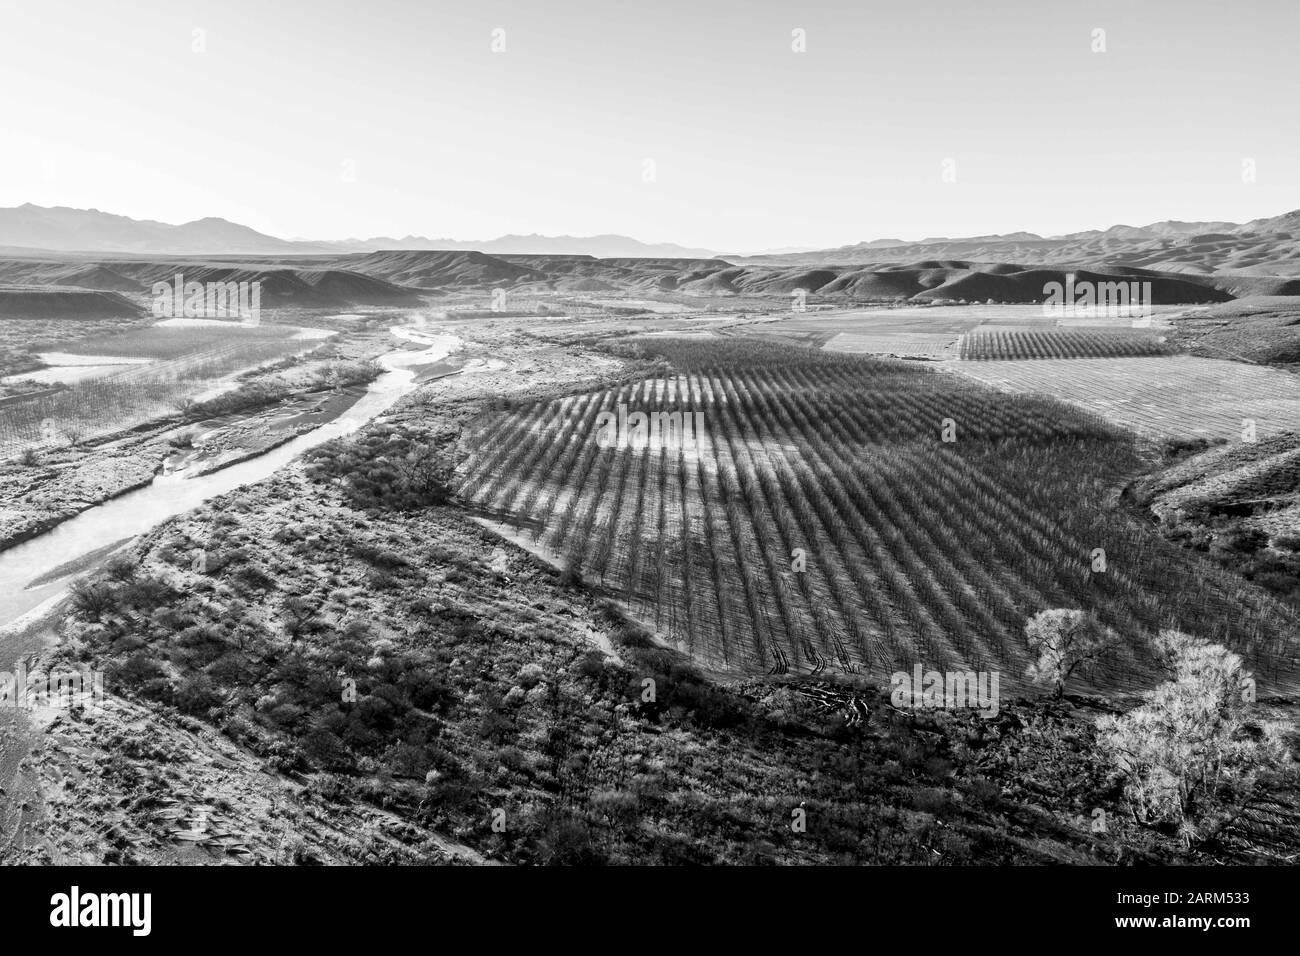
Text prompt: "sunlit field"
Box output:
[[459, 337, 1300, 693]]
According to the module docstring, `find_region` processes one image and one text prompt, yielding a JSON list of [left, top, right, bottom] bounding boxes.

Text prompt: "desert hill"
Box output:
[[0, 256, 422, 308], [0, 251, 1262, 305], [0, 286, 142, 318], [742, 212, 1300, 275]]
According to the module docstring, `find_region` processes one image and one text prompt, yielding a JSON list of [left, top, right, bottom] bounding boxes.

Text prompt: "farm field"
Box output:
[[0, 315, 153, 378], [784, 303, 1188, 332], [457, 337, 1300, 695], [744, 304, 1188, 357], [823, 331, 960, 359], [517, 310, 769, 345], [48, 321, 303, 360], [767, 304, 1007, 335], [747, 305, 1032, 351], [959, 328, 1173, 361], [947, 355, 1300, 441], [0, 321, 323, 455]]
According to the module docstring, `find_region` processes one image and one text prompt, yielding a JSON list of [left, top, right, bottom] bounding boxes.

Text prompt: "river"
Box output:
[[0, 324, 460, 646]]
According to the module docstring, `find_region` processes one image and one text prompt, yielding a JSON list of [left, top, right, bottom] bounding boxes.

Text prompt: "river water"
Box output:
[[0, 325, 460, 641]]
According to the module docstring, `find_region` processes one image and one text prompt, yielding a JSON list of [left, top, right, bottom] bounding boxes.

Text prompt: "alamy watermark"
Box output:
[[151, 273, 261, 323], [0, 662, 105, 710], [50, 886, 150, 936], [594, 403, 706, 450], [1042, 273, 1152, 320], [890, 664, 1000, 718]]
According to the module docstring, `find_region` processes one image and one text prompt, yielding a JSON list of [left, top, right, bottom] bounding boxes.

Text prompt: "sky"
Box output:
[[0, 0, 1297, 254]]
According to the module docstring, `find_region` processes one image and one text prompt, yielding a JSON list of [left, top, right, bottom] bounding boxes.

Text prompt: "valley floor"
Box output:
[[2, 310, 1299, 865]]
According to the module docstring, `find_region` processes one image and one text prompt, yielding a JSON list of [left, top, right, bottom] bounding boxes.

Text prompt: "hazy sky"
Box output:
[[1, 0, 1296, 253]]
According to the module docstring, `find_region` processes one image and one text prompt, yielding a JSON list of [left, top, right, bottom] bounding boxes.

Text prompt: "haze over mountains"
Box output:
[[319, 233, 722, 260], [4, 204, 1300, 276], [739, 210, 1300, 276], [0, 204, 322, 256], [4, 202, 1300, 319], [0, 205, 718, 259], [1, 203, 1299, 319]]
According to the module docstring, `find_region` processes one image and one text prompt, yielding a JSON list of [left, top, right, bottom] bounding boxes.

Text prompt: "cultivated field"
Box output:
[[744, 305, 1027, 352], [947, 355, 1300, 441], [0, 315, 152, 378], [823, 331, 960, 359], [50, 322, 298, 361], [772, 305, 999, 335], [0, 322, 318, 455], [959, 329, 1173, 361], [458, 337, 1300, 694], [742, 304, 1187, 358]]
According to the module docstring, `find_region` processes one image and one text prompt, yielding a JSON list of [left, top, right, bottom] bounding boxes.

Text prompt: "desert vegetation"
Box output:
[[22, 454, 1293, 866], [30, 454, 1293, 866], [1098, 631, 1292, 849], [1136, 430, 1300, 605]]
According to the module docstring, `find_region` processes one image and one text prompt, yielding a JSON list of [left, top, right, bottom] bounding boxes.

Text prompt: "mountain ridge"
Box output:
[[0, 205, 720, 259], [4, 204, 1300, 274]]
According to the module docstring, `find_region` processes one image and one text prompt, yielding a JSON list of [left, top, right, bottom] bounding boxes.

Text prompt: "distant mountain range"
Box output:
[[3, 203, 1300, 274], [0, 205, 719, 259], [315, 232, 723, 259], [734, 210, 1300, 275], [0, 204, 324, 255], [775, 213, 1300, 256]]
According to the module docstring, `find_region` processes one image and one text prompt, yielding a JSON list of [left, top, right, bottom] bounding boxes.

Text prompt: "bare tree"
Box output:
[[62, 422, 88, 447], [1024, 608, 1116, 698]]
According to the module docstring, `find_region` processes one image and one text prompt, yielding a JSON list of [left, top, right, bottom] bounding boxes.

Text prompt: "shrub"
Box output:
[[574, 650, 606, 680], [120, 576, 179, 612], [1272, 534, 1300, 553], [590, 789, 640, 825], [113, 652, 164, 688], [104, 555, 140, 583], [281, 596, 317, 638], [68, 581, 117, 622], [1096, 631, 1292, 848], [175, 676, 224, 716], [303, 425, 456, 511], [231, 564, 275, 592], [186, 383, 284, 421], [557, 557, 583, 589], [529, 810, 606, 865], [1212, 527, 1268, 555]]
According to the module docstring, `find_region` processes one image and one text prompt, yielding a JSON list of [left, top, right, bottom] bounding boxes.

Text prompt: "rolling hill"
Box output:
[[740, 212, 1300, 275]]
